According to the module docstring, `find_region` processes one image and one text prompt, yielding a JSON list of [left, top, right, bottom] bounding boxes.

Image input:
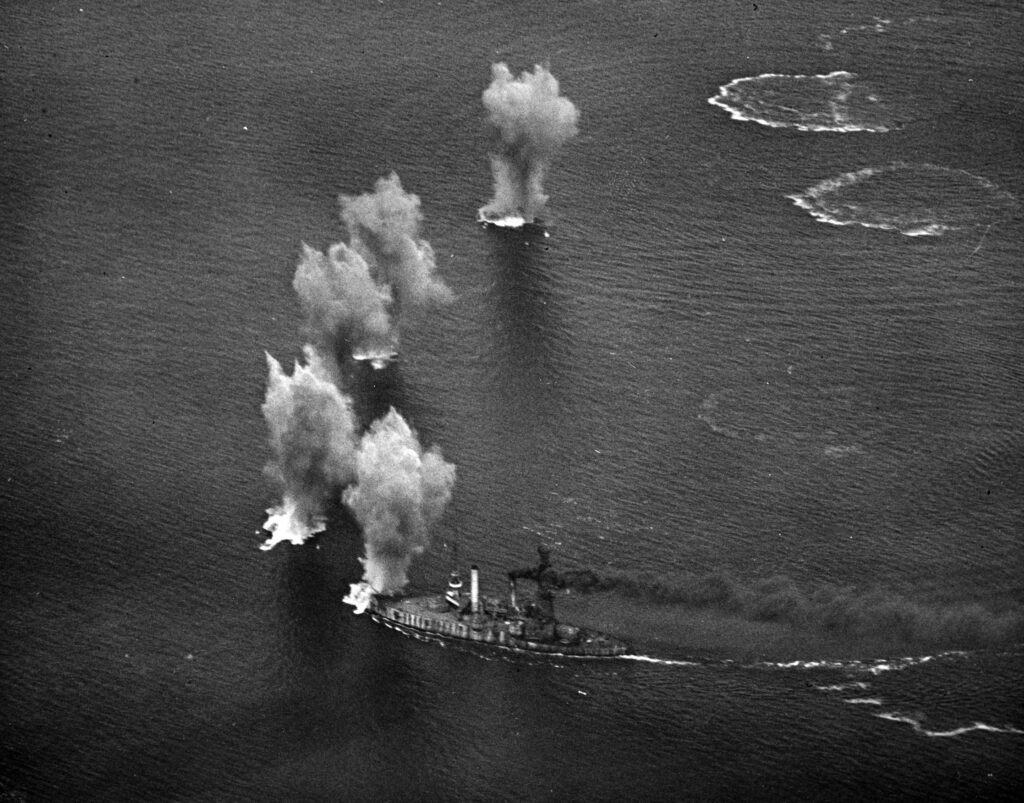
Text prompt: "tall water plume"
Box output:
[[294, 173, 451, 362], [343, 409, 456, 595], [341, 173, 453, 309], [260, 348, 359, 550], [479, 63, 579, 223]]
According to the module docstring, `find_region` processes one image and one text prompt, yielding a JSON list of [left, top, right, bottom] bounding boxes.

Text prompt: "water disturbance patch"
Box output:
[[788, 163, 1019, 236], [708, 71, 894, 132]]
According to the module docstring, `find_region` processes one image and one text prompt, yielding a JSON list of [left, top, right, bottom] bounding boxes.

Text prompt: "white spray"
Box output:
[[259, 348, 358, 550]]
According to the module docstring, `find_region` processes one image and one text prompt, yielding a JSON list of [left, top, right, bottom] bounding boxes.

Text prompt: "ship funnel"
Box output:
[[470, 565, 480, 614], [445, 569, 463, 608]]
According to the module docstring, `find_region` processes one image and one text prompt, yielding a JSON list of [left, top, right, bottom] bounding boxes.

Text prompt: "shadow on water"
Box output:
[[331, 350, 438, 442], [81, 647, 427, 800], [341, 357, 412, 428], [69, 511, 429, 801], [487, 226, 556, 343], [220, 540, 431, 799], [270, 507, 363, 674], [483, 225, 569, 420], [269, 512, 425, 722]]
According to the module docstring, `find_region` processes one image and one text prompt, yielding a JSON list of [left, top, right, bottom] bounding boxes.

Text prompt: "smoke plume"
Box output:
[[558, 569, 1024, 649], [294, 173, 451, 361], [293, 242, 395, 361], [480, 63, 579, 222], [260, 349, 457, 590], [260, 348, 359, 550], [261, 173, 456, 593], [343, 409, 457, 594], [341, 173, 453, 308]]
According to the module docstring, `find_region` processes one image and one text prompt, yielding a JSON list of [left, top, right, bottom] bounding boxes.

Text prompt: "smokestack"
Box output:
[[509, 577, 517, 612], [470, 565, 480, 614]]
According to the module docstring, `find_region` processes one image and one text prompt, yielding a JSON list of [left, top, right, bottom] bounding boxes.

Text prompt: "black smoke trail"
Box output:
[[558, 569, 1024, 649]]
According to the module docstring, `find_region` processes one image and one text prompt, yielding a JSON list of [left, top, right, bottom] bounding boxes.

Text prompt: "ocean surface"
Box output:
[[2, 1, 1022, 800]]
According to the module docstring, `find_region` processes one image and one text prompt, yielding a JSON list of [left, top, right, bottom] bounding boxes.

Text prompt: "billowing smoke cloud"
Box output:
[[294, 173, 451, 361], [293, 242, 395, 361], [261, 350, 456, 591], [260, 347, 358, 550], [341, 173, 453, 309], [343, 409, 457, 595], [261, 173, 455, 597], [479, 63, 579, 223], [559, 569, 1024, 648]]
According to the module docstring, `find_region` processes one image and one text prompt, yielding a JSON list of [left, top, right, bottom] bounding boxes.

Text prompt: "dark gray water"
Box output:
[[2, 1, 1022, 800]]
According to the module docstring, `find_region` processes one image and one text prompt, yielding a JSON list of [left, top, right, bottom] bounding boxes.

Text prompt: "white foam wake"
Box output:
[[618, 654, 699, 667], [708, 71, 892, 133], [787, 162, 1019, 236], [876, 712, 1024, 739], [813, 681, 871, 692], [756, 650, 969, 675]]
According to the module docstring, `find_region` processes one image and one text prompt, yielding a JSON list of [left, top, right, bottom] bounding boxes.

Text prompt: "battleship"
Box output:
[[346, 547, 629, 657]]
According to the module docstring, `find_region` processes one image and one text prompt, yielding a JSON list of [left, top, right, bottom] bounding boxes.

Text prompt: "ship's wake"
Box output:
[[622, 646, 1024, 741], [874, 712, 1024, 739], [806, 650, 1024, 740], [618, 654, 699, 668]]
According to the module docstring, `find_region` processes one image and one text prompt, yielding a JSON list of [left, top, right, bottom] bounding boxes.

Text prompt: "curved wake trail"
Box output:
[[875, 714, 1024, 739], [788, 162, 1019, 236], [622, 648, 1024, 741], [708, 71, 894, 133], [802, 649, 1024, 740]]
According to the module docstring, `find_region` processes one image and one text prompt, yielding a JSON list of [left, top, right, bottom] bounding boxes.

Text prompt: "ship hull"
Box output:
[[368, 595, 629, 658]]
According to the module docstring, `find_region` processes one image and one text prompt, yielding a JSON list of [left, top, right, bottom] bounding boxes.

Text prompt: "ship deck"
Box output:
[[369, 594, 628, 657]]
